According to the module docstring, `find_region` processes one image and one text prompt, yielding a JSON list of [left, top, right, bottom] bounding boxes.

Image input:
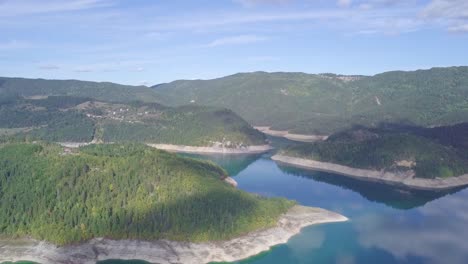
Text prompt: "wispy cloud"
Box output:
[[448, 24, 468, 33], [205, 35, 267, 47], [38, 64, 60, 70], [337, 0, 352, 8], [421, 0, 468, 33], [0, 0, 111, 17], [74, 67, 94, 73], [0, 40, 30, 50], [233, 0, 292, 7], [247, 55, 279, 62]]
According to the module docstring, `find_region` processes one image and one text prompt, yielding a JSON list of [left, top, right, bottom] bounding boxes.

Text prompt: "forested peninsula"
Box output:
[[275, 125, 468, 190], [0, 142, 346, 263]]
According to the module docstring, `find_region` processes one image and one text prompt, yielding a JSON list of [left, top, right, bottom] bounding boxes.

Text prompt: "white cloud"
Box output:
[[0, 0, 111, 17], [421, 0, 468, 33], [38, 64, 60, 70], [74, 67, 94, 73], [337, 0, 352, 8], [448, 24, 468, 33], [356, 191, 468, 264], [0, 40, 30, 50], [247, 55, 279, 62], [422, 0, 468, 20], [234, 0, 291, 7], [205, 35, 267, 47]]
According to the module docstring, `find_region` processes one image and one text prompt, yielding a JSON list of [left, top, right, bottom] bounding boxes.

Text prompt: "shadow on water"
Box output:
[[180, 153, 262, 176], [276, 164, 464, 210]]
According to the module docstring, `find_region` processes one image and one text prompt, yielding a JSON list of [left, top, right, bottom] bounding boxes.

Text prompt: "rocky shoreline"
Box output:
[[58, 142, 272, 155], [0, 205, 347, 264], [254, 126, 328, 143], [146, 143, 273, 154], [272, 154, 468, 191]]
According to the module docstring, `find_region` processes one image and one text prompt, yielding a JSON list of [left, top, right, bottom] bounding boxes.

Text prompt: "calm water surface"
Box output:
[[96, 152, 468, 264]]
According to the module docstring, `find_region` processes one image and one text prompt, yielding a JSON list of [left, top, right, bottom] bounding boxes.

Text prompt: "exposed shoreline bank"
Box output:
[[0, 205, 347, 264], [272, 154, 468, 191], [254, 126, 328, 143], [58, 142, 273, 154], [146, 143, 273, 154]]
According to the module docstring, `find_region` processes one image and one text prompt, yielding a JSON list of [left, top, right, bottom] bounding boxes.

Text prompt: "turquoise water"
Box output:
[[28, 151, 467, 264], [189, 153, 468, 264]]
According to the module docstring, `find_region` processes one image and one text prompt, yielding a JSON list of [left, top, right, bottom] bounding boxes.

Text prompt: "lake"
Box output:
[[186, 153, 468, 264], [12, 151, 468, 264]]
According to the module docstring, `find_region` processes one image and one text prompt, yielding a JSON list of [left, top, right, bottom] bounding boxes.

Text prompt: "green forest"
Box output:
[[281, 126, 468, 179], [0, 142, 294, 245], [0, 96, 266, 146], [154, 66, 468, 134], [101, 105, 266, 146]]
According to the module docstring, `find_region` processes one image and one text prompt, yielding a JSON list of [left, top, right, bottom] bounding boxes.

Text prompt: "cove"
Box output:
[[93, 152, 468, 263], [189, 153, 468, 264]]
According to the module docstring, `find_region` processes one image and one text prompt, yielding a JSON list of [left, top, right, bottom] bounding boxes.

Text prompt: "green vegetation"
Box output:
[[0, 97, 266, 146], [0, 77, 159, 103], [0, 143, 294, 245], [281, 126, 468, 179], [154, 67, 468, 134], [102, 105, 266, 146], [3, 67, 468, 135], [0, 96, 95, 142]]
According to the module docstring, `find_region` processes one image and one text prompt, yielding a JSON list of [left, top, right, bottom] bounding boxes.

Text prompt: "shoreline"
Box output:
[[0, 205, 347, 264], [272, 154, 468, 191], [254, 126, 328, 143], [146, 143, 273, 154], [58, 142, 273, 155]]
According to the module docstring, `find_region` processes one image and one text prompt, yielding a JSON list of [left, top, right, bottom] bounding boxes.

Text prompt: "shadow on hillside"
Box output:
[[179, 153, 262, 176]]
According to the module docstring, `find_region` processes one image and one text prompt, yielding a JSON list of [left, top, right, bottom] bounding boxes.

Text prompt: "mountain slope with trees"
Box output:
[[153, 67, 468, 134], [0, 142, 294, 245], [0, 96, 266, 146], [280, 124, 468, 179]]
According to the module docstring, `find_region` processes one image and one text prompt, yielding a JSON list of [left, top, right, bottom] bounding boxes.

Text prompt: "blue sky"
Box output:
[[1, 0, 467, 85]]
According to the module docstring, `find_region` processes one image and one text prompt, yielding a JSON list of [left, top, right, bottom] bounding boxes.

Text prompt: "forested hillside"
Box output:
[[0, 77, 159, 103], [0, 97, 266, 146], [154, 67, 468, 134], [3, 67, 467, 135], [0, 143, 294, 245], [280, 125, 468, 179]]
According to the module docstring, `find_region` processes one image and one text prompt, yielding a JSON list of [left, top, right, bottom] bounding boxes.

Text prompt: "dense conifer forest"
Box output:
[[0, 142, 293, 245], [281, 125, 468, 179], [0, 96, 266, 146]]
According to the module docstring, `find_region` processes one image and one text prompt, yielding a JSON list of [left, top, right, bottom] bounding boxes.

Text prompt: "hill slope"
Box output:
[[0, 96, 267, 146], [0, 143, 294, 245], [0, 77, 159, 103], [280, 124, 468, 179], [153, 67, 468, 134]]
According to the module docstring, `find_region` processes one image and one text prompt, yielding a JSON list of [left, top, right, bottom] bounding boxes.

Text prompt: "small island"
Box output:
[[273, 125, 468, 191], [0, 142, 346, 263]]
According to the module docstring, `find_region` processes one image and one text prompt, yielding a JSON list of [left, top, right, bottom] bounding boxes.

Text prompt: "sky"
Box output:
[[1, 0, 468, 85]]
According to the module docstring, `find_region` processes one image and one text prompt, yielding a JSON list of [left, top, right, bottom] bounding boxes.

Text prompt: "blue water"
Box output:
[[93, 151, 468, 264], [194, 154, 468, 264]]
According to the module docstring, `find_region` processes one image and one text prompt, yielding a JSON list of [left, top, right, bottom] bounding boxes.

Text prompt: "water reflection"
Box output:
[[276, 165, 460, 210], [96, 154, 468, 264], [180, 153, 262, 176], [354, 189, 468, 264]]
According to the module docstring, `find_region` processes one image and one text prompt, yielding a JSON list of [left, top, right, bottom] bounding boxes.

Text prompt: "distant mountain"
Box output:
[[0, 96, 266, 147], [0, 77, 159, 103], [153, 67, 468, 134]]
